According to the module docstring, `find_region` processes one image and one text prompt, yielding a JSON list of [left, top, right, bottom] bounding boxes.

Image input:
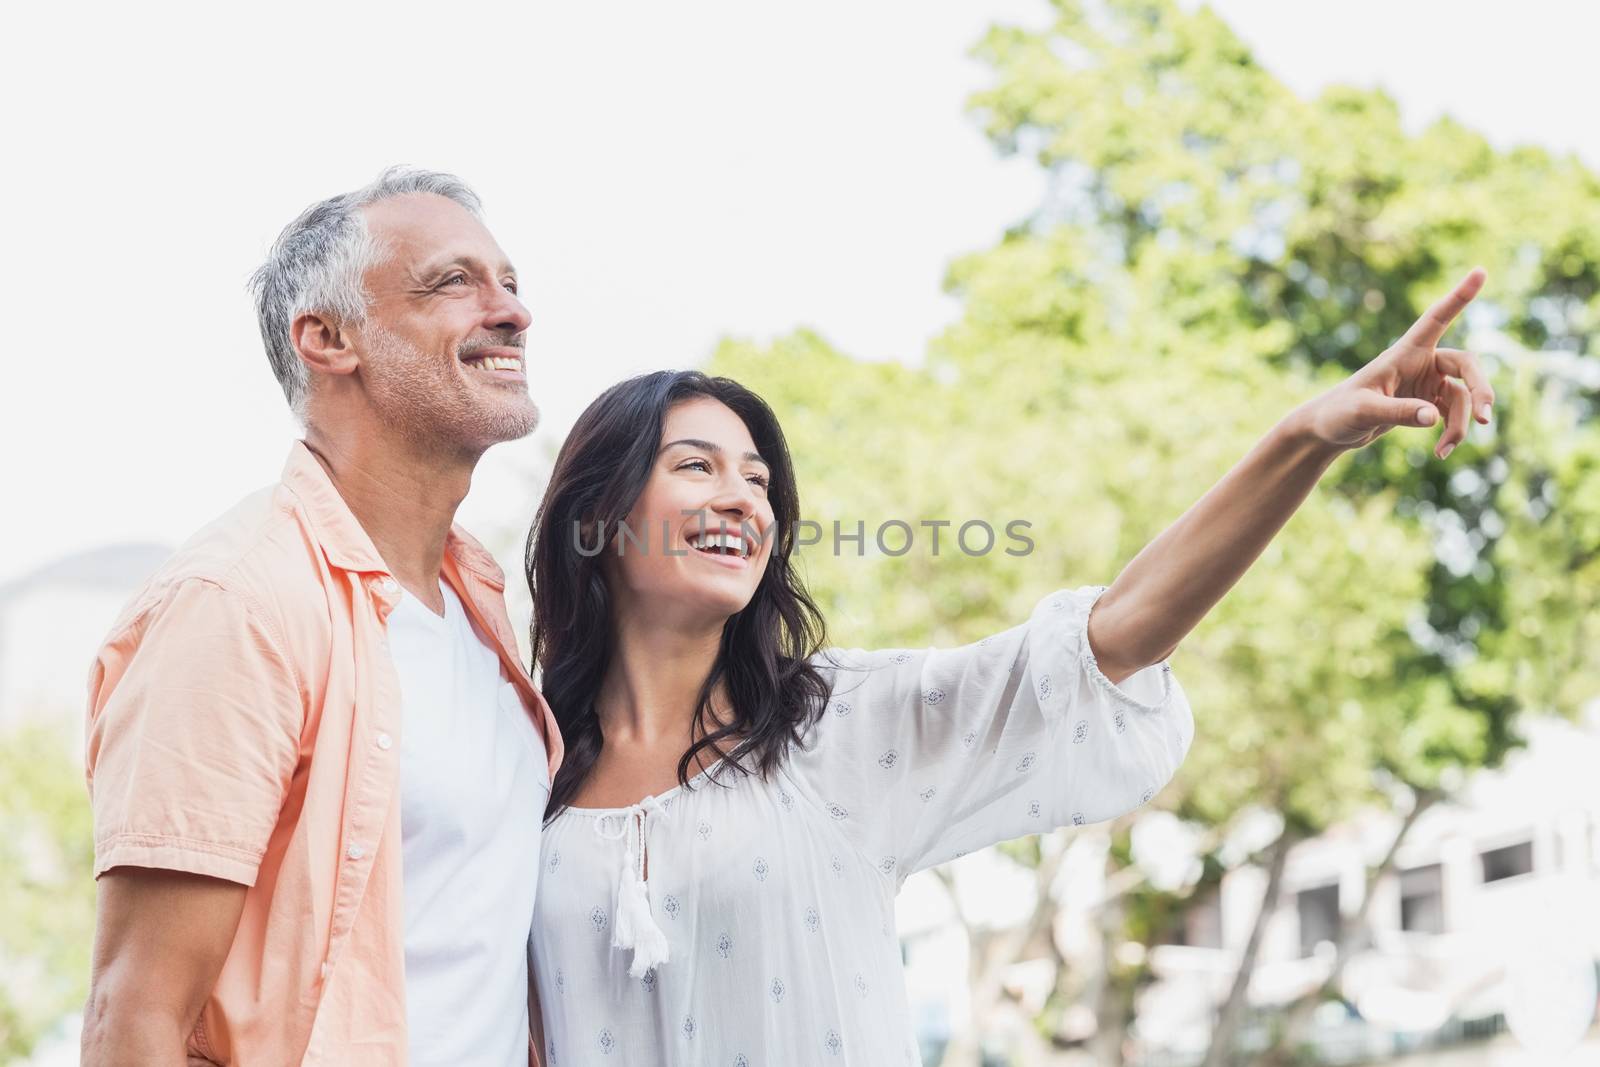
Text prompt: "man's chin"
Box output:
[[475, 398, 541, 446]]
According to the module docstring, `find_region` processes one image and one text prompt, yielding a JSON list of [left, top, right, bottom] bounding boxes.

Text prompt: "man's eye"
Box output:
[[439, 274, 467, 287], [504, 280, 519, 294]]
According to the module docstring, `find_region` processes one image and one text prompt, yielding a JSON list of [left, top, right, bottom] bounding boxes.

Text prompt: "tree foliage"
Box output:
[[708, 0, 1600, 1059], [0, 725, 95, 1063]]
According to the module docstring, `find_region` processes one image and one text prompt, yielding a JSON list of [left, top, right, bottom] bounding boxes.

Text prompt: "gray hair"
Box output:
[[247, 165, 485, 419]]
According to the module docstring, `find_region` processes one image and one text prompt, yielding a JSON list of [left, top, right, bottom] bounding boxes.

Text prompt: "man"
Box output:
[[81, 167, 562, 1066]]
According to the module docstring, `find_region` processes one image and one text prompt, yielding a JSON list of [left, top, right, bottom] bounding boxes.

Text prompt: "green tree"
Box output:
[[0, 724, 95, 1063], [709, 1, 1600, 1063]]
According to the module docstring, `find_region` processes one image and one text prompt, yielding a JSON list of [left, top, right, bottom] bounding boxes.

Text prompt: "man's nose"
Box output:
[[486, 285, 532, 335]]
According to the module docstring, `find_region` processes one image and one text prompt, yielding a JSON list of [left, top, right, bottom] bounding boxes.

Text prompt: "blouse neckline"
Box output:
[[555, 758, 729, 818]]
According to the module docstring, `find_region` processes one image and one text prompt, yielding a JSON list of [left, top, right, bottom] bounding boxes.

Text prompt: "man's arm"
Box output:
[[84, 576, 307, 1063], [81, 868, 247, 1067], [1089, 268, 1496, 683]]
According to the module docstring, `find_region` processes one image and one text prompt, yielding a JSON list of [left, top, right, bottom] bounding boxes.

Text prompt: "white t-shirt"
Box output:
[[532, 585, 1194, 1066], [386, 580, 550, 1067]]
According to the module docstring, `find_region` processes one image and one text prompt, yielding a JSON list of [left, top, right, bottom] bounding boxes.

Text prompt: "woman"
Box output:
[[525, 270, 1493, 1065]]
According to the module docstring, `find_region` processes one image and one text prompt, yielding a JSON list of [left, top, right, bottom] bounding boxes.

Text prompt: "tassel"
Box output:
[[599, 794, 672, 978], [612, 875, 670, 977]]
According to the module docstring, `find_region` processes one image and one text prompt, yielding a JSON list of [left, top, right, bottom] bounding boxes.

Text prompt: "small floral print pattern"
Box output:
[[531, 585, 1185, 1063], [598, 1029, 615, 1055]]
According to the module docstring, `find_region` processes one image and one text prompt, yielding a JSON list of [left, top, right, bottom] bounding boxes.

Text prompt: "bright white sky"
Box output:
[[3, 1, 1596, 587]]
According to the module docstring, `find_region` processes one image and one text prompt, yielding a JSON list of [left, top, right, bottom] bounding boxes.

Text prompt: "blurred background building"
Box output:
[[0, 544, 169, 737]]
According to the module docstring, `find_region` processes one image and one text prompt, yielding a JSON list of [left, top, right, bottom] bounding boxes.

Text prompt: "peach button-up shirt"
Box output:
[[85, 441, 563, 1066]]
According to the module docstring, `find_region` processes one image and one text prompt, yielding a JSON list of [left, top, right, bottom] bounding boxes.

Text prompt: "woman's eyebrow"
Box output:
[[659, 438, 769, 466]]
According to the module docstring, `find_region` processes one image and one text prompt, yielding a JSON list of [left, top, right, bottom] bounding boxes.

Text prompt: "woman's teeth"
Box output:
[[690, 531, 748, 557]]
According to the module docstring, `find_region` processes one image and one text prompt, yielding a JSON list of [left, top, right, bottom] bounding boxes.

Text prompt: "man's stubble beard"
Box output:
[[361, 324, 540, 455]]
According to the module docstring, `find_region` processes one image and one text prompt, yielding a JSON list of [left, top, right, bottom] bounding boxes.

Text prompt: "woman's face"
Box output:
[[605, 396, 778, 627]]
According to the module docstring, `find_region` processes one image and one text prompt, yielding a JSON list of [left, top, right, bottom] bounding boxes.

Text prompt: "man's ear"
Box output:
[[290, 311, 360, 379]]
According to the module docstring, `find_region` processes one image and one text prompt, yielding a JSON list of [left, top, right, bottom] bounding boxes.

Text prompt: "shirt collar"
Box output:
[[279, 440, 507, 590]]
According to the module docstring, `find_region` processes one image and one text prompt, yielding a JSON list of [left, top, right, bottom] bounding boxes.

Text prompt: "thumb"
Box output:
[[1358, 392, 1439, 430]]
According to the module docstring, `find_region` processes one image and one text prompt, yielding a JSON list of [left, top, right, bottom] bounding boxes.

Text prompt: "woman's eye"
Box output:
[[679, 459, 712, 473], [748, 474, 770, 490]]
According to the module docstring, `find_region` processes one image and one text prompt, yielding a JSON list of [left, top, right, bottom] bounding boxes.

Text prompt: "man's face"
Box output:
[[350, 193, 538, 452]]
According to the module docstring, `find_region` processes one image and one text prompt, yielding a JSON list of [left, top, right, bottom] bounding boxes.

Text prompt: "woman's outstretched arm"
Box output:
[[1088, 268, 1496, 685]]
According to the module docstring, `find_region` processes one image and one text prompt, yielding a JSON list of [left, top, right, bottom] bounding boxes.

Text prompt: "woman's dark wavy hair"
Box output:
[[528, 370, 832, 820]]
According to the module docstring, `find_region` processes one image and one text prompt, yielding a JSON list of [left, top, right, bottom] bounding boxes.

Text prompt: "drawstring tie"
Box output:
[[593, 794, 670, 977]]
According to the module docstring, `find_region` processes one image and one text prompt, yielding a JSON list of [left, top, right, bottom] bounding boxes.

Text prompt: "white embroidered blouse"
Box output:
[[531, 586, 1195, 1066]]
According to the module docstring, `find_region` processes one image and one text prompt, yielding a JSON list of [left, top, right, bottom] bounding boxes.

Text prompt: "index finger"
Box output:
[[1402, 267, 1486, 349]]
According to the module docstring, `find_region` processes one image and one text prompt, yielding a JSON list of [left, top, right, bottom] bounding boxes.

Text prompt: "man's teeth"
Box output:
[[466, 355, 521, 371], [690, 531, 748, 557]]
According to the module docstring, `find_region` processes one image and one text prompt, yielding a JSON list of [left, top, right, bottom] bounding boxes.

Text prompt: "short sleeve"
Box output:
[[786, 585, 1194, 880], [85, 577, 306, 885]]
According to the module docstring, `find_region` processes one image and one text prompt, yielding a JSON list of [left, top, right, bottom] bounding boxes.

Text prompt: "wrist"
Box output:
[[1275, 401, 1348, 466]]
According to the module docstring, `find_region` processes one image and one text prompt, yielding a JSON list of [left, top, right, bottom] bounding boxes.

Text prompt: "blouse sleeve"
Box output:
[[785, 585, 1194, 882]]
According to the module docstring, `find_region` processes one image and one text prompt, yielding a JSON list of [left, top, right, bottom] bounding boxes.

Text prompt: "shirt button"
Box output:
[[376, 732, 393, 751], [321, 961, 332, 980], [346, 843, 366, 861], [377, 576, 399, 595]]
